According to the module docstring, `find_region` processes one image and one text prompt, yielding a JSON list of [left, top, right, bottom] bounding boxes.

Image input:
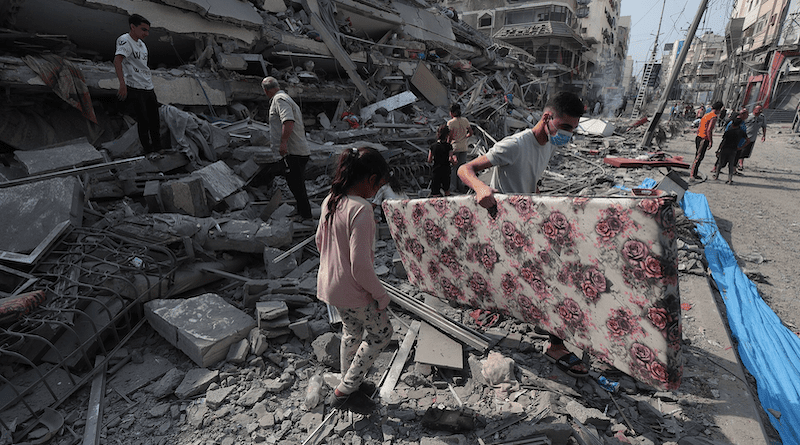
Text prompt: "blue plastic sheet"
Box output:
[[682, 190, 800, 445]]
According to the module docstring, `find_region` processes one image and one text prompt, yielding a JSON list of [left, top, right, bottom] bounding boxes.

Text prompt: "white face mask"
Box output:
[[547, 120, 573, 146]]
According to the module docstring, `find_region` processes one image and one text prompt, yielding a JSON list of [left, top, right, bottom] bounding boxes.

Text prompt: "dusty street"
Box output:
[[663, 120, 800, 332]]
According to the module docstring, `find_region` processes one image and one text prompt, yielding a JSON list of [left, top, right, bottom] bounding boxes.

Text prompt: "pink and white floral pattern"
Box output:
[[384, 194, 681, 390]]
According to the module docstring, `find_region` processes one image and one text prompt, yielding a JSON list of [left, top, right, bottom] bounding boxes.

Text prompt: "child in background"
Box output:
[[372, 170, 407, 222], [714, 117, 747, 184], [315, 147, 394, 415], [428, 124, 453, 197]]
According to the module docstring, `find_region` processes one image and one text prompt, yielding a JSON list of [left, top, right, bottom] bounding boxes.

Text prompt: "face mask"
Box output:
[[548, 120, 572, 146]]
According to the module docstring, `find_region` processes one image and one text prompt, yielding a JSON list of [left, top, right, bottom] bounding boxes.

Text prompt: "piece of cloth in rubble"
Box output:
[[23, 54, 98, 124], [480, 351, 519, 398], [159, 104, 224, 166], [0, 290, 46, 326]]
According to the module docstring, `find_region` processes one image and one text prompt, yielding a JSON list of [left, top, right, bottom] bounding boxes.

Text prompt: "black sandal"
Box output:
[[546, 351, 589, 378]]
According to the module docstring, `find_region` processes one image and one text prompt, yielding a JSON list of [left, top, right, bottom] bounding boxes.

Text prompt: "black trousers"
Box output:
[[286, 155, 312, 219], [715, 149, 738, 181], [126, 87, 161, 153]]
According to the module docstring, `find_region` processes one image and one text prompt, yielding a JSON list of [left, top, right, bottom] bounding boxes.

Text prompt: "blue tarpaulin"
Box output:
[[681, 190, 800, 445]]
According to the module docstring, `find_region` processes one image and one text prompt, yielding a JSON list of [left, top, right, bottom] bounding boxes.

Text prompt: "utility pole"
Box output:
[[640, 0, 711, 148]]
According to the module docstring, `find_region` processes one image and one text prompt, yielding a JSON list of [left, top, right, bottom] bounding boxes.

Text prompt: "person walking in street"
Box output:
[[262, 76, 313, 221], [738, 105, 768, 171], [114, 14, 162, 155], [458, 91, 589, 378], [690, 101, 722, 180], [315, 147, 394, 415], [446, 103, 473, 193], [714, 117, 747, 184]]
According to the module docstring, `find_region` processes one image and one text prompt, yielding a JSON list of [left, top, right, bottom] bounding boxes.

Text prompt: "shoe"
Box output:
[[358, 380, 377, 396], [726, 180, 733, 184], [329, 389, 375, 414], [545, 350, 589, 378]]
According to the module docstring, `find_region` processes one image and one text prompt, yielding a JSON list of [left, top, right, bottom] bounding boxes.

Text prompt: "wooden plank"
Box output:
[[414, 321, 463, 370], [379, 320, 421, 399]]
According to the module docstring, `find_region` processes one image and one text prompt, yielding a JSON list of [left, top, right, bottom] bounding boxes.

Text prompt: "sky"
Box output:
[[621, 0, 737, 79]]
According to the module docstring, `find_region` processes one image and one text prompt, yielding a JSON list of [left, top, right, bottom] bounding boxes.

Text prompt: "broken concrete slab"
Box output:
[[109, 353, 175, 396], [577, 118, 616, 137], [160, 177, 211, 217], [414, 321, 463, 370], [100, 124, 143, 158], [15, 138, 104, 175], [0, 176, 82, 254], [190, 160, 245, 204], [206, 220, 278, 253], [174, 368, 220, 399], [361, 91, 418, 121], [256, 301, 289, 326], [145, 293, 256, 367], [226, 338, 249, 364], [147, 367, 186, 399]]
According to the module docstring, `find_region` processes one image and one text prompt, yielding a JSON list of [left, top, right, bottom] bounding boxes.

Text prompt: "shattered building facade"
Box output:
[[579, 0, 628, 112], [444, 0, 590, 101], [678, 33, 725, 105]]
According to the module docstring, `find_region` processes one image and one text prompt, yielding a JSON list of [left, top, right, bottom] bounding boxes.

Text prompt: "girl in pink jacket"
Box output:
[[316, 146, 394, 414]]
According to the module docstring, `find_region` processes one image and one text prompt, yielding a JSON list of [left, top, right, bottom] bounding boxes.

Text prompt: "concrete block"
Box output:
[[226, 338, 249, 364], [224, 190, 250, 210], [566, 400, 611, 431], [248, 327, 268, 356], [312, 332, 340, 370], [257, 219, 293, 248], [174, 368, 220, 399], [16, 138, 104, 175], [0, 176, 83, 254], [148, 367, 186, 399], [289, 319, 311, 339], [191, 160, 245, 204], [259, 314, 290, 330], [233, 158, 262, 181], [101, 124, 143, 158], [144, 180, 164, 212], [263, 246, 298, 278], [160, 177, 211, 217], [256, 301, 289, 323], [145, 293, 256, 367], [206, 220, 266, 253]]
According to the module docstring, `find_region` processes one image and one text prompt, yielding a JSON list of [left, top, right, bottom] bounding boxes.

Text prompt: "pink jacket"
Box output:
[[315, 195, 390, 309]]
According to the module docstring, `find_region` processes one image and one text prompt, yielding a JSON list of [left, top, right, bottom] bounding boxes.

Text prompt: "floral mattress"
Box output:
[[383, 194, 682, 390]]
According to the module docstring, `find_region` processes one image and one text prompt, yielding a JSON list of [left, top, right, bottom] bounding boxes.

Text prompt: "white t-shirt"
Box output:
[[115, 33, 154, 90], [485, 128, 556, 194]]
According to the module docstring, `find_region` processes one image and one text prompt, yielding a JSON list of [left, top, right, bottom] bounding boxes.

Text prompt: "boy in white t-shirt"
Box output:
[[114, 14, 162, 154]]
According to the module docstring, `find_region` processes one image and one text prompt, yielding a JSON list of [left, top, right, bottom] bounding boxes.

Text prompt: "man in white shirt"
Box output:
[[458, 91, 590, 378], [114, 14, 161, 154]]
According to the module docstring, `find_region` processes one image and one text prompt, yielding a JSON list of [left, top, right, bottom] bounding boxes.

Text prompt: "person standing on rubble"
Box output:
[[446, 103, 473, 193], [262, 76, 313, 221], [429, 124, 453, 197], [114, 14, 162, 155], [457, 91, 589, 378], [316, 147, 394, 414], [689, 101, 723, 180]]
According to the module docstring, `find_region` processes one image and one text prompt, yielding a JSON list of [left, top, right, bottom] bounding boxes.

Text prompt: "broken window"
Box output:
[[479, 13, 493, 28]]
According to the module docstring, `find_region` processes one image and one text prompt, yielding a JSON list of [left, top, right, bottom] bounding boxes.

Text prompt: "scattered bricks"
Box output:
[[289, 319, 311, 339], [238, 387, 267, 407], [206, 386, 235, 410], [145, 293, 257, 367], [566, 400, 611, 431], [148, 367, 186, 399], [226, 338, 249, 364], [160, 177, 210, 217], [175, 368, 220, 399], [312, 332, 341, 370], [256, 301, 289, 328], [249, 328, 268, 356]]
